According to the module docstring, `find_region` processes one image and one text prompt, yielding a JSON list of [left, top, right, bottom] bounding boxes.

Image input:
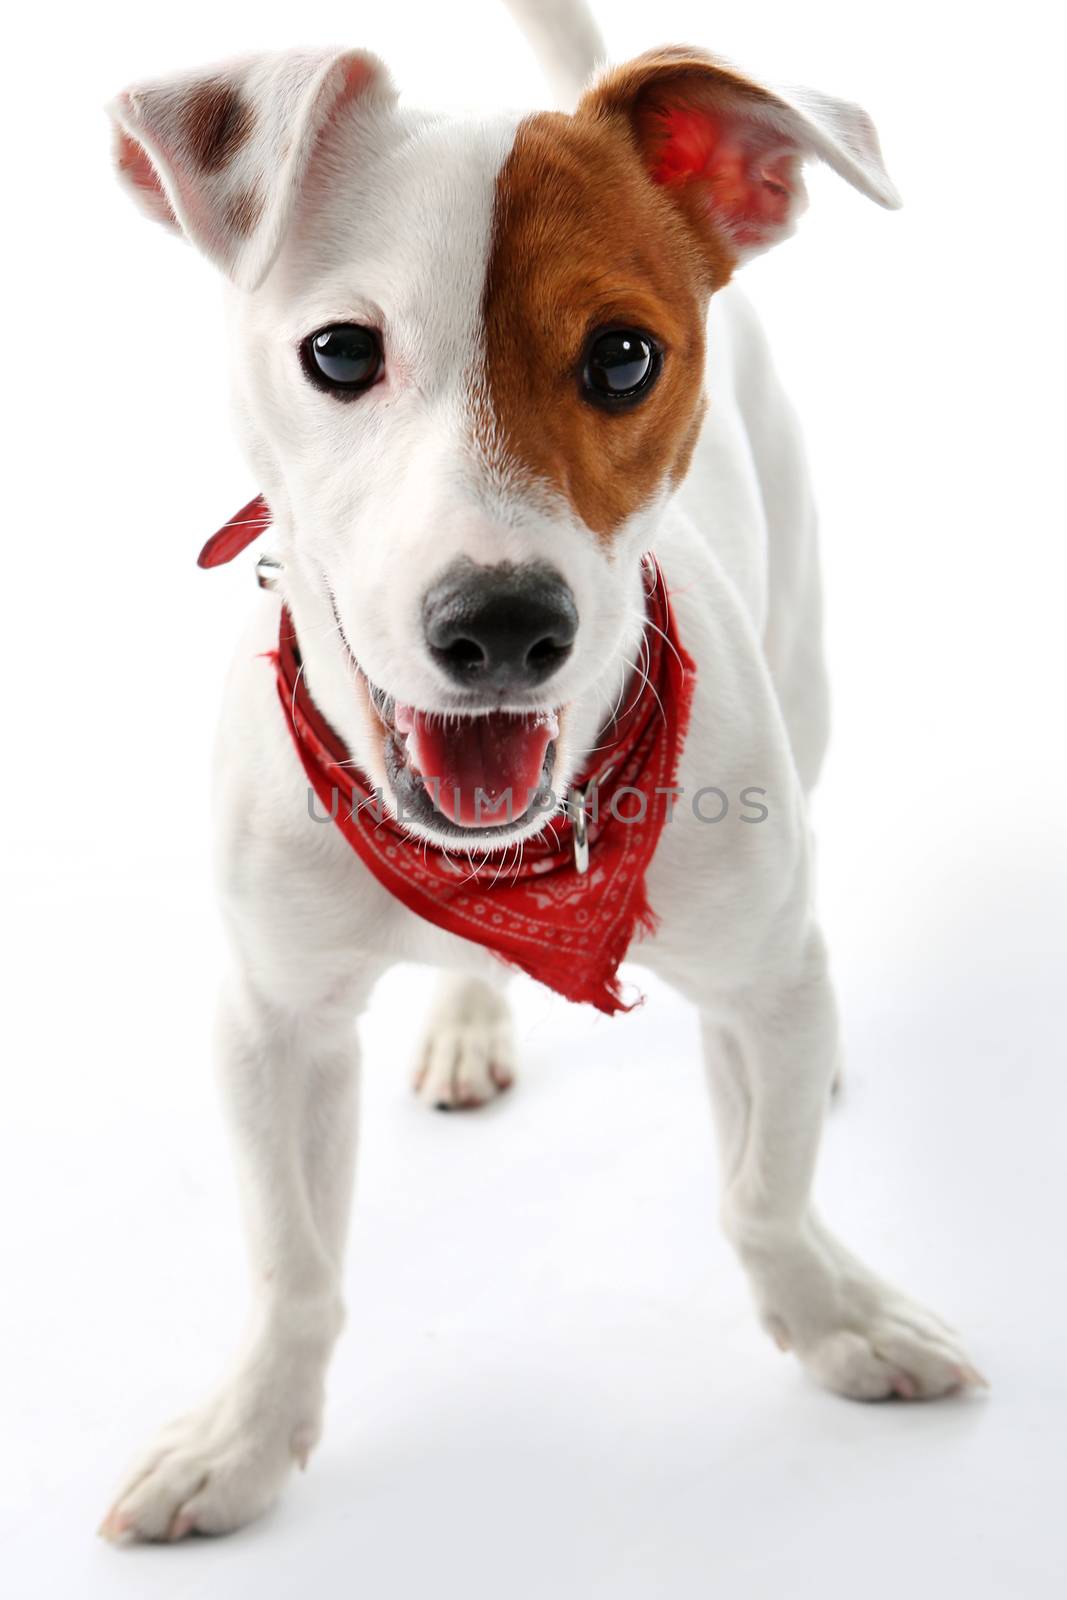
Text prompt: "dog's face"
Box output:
[[111, 48, 896, 848]]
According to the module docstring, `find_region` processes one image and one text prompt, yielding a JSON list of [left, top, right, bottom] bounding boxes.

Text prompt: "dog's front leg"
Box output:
[[100, 971, 369, 1543], [701, 930, 985, 1400]]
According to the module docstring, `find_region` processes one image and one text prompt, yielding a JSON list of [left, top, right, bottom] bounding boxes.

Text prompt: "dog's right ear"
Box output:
[[108, 49, 396, 290]]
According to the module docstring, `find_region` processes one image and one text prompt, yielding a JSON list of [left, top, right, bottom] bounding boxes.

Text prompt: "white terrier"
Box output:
[[100, 0, 982, 1544]]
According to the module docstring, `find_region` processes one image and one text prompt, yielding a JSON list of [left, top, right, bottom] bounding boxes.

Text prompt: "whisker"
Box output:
[[507, 836, 526, 885], [628, 654, 666, 727], [610, 644, 651, 727], [640, 613, 685, 673], [350, 789, 386, 821], [289, 661, 307, 726], [488, 842, 516, 888], [541, 819, 561, 854]]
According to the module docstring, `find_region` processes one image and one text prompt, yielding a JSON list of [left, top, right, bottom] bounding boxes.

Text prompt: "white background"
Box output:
[[3, 1, 1065, 1595]]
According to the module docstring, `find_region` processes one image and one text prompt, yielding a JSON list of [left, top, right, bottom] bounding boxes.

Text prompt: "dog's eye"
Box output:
[[301, 324, 383, 396], [582, 329, 660, 408]]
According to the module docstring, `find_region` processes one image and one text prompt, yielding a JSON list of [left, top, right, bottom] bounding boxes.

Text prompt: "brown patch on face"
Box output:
[[223, 184, 265, 238], [182, 80, 254, 172], [479, 110, 732, 541]]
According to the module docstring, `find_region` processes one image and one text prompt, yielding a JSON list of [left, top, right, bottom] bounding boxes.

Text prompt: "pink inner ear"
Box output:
[[116, 128, 177, 224], [340, 56, 376, 98], [650, 104, 796, 248]]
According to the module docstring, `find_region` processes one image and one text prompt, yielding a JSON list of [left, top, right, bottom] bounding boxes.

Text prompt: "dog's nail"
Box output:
[[168, 1511, 195, 1542], [890, 1373, 918, 1400], [765, 1316, 791, 1351], [956, 1363, 990, 1390], [97, 1509, 133, 1543], [291, 1423, 316, 1469]]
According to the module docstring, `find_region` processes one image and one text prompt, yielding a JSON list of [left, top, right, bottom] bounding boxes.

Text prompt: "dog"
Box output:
[[99, 0, 982, 1544]]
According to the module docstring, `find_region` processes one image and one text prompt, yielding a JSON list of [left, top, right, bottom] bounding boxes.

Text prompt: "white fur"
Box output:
[[501, 0, 607, 106], [100, 8, 980, 1547]]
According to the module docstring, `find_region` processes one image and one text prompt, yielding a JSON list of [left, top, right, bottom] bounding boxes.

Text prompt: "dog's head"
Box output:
[[110, 46, 896, 848]]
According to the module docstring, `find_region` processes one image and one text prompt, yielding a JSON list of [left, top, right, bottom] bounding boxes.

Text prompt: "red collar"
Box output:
[[202, 497, 696, 1015]]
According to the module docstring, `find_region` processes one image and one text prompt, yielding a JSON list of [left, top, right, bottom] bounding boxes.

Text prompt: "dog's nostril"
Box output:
[[527, 634, 568, 668], [446, 637, 487, 669]]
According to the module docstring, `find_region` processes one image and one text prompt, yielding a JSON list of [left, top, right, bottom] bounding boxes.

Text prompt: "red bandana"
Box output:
[[201, 497, 696, 1015]]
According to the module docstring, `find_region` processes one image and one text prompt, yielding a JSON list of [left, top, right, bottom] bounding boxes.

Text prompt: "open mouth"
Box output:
[[327, 592, 565, 840], [370, 684, 562, 838]]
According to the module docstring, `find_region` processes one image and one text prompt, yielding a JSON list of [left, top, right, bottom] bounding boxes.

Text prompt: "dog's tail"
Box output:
[[500, 0, 606, 108]]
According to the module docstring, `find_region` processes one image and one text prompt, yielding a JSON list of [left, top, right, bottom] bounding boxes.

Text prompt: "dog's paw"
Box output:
[[415, 974, 515, 1110], [98, 1382, 322, 1543], [795, 1311, 986, 1401], [744, 1222, 987, 1402]]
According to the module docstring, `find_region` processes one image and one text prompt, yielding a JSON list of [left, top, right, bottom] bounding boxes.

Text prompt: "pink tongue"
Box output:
[[401, 708, 556, 827]]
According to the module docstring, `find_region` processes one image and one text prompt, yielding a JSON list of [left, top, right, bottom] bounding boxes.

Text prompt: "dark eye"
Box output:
[[301, 324, 382, 396], [582, 328, 660, 407]]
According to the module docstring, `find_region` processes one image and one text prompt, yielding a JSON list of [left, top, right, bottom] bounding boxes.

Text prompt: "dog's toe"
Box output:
[[414, 975, 516, 1111], [801, 1320, 987, 1401], [416, 1020, 514, 1109], [745, 1227, 984, 1404], [100, 1388, 320, 1543]]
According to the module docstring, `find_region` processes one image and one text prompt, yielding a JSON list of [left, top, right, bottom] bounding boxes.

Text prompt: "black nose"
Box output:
[[423, 560, 578, 692]]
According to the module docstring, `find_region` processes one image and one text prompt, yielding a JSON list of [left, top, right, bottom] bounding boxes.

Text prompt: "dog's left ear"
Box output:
[[579, 48, 899, 264], [108, 49, 396, 290]]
